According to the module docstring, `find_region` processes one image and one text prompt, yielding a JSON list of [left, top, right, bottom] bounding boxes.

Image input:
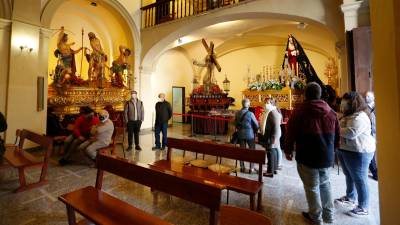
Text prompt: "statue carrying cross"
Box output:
[[193, 38, 222, 86]]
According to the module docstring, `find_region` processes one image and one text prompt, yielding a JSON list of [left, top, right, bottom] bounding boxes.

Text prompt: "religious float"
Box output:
[[243, 34, 328, 120], [189, 39, 234, 135], [47, 26, 132, 124]]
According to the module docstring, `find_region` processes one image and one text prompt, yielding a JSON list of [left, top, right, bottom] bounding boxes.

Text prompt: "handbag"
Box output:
[[230, 111, 249, 144]]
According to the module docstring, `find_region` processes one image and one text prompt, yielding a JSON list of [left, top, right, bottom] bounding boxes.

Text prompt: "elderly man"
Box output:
[[285, 82, 339, 225], [79, 110, 114, 164], [152, 93, 172, 150], [235, 98, 259, 173], [124, 90, 144, 151]]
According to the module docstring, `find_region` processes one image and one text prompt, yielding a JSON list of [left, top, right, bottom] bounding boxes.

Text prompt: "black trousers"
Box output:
[[267, 148, 278, 173], [369, 152, 378, 179], [239, 138, 255, 170], [127, 120, 142, 146]]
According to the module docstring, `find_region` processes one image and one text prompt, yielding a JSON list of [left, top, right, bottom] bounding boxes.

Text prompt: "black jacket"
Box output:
[[0, 112, 6, 133], [155, 101, 172, 125]]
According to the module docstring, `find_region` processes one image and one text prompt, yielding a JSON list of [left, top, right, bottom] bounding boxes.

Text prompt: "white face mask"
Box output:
[[265, 102, 275, 111]]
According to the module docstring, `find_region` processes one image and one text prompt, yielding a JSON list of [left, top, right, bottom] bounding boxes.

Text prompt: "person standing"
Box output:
[[235, 98, 259, 173], [335, 92, 376, 216], [263, 102, 282, 177], [124, 90, 144, 151], [152, 93, 172, 150], [0, 112, 7, 163], [285, 82, 339, 225], [364, 91, 378, 181]]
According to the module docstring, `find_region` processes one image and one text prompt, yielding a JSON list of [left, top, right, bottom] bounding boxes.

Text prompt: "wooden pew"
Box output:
[[220, 205, 273, 225], [163, 137, 266, 211], [3, 129, 53, 192], [59, 153, 224, 225]]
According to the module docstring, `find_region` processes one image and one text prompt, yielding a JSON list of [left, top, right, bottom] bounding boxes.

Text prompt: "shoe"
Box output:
[[350, 206, 369, 216], [135, 145, 142, 151], [274, 170, 278, 175], [369, 174, 378, 181], [335, 196, 356, 208], [302, 212, 323, 225], [263, 172, 274, 177], [59, 158, 70, 166], [126, 146, 132, 151], [160, 146, 166, 150], [152, 146, 160, 150]]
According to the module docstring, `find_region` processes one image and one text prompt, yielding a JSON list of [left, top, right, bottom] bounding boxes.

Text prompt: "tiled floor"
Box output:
[[0, 124, 380, 225]]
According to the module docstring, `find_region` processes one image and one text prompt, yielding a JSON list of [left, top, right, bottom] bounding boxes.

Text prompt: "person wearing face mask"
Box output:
[[285, 82, 339, 225], [78, 110, 114, 165], [262, 97, 282, 177], [59, 106, 99, 166], [335, 92, 376, 216], [152, 93, 172, 150], [364, 91, 378, 181], [235, 98, 259, 173], [124, 90, 144, 151]]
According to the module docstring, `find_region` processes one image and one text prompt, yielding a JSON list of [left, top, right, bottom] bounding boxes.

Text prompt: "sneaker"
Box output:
[[302, 212, 323, 225], [152, 146, 160, 150], [350, 206, 368, 216], [160, 146, 166, 150], [126, 146, 132, 151], [135, 145, 142, 151], [335, 196, 356, 208]]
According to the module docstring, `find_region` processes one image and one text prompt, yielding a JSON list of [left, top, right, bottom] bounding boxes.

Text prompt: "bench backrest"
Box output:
[[167, 138, 265, 164], [95, 153, 222, 211], [18, 129, 53, 152]]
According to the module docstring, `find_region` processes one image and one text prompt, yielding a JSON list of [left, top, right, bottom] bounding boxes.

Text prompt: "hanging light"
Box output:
[[223, 74, 230, 93]]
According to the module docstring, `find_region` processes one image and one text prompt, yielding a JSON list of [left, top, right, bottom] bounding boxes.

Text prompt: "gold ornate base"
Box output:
[[243, 87, 303, 110], [48, 85, 130, 115]]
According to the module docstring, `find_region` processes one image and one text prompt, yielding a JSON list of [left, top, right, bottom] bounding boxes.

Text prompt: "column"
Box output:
[[341, 0, 370, 31], [0, 19, 11, 114]]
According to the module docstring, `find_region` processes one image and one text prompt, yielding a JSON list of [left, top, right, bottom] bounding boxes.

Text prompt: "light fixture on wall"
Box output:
[[297, 22, 308, 30], [20, 45, 33, 53], [177, 38, 183, 44], [223, 74, 231, 93]]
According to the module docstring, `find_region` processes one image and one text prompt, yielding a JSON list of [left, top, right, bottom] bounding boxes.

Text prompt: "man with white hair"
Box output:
[[235, 98, 259, 173], [365, 91, 378, 181], [78, 110, 114, 163], [152, 93, 172, 150]]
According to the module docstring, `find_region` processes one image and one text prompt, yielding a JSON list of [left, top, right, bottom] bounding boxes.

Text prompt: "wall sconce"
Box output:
[[20, 45, 33, 53], [177, 38, 182, 44]]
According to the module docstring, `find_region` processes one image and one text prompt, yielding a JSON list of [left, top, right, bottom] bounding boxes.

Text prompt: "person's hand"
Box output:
[[285, 152, 293, 161], [78, 136, 86, 141]]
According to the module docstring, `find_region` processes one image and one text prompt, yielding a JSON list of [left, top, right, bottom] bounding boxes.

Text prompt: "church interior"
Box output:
[[0, 0, 399, 224]]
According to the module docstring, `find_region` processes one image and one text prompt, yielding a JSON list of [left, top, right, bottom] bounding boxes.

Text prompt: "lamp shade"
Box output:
[[223, 75, 230, 93]]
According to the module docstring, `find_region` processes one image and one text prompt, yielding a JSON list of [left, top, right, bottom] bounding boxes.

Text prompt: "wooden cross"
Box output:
[[201, 38, 222, 72]]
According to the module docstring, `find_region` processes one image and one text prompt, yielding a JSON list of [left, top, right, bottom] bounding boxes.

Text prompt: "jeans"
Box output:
[[297, 163, 334, 223], [127, 120, 142, 147], [62, 135, 85, 160], [266, 148, 278, 173], [337, 149, 374, 209], [154, 122, 168, 148], [369, 152, 378, 179], [239, 139, 255, 170]]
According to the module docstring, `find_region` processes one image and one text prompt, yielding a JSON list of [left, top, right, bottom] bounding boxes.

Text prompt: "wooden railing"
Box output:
[[141, 0, 244, 28]]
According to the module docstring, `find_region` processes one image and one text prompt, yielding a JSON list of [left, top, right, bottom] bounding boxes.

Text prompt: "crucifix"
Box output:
[[193, 38, 222, 87]]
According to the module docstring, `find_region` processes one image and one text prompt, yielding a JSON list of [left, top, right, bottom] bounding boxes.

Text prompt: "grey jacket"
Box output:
[[235, 108, 259, 140], [264, 109, 282, 149], [124, 99, 144, 122], [339, 111, 376, 153]]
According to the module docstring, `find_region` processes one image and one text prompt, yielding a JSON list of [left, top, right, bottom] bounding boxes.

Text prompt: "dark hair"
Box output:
[[80, 106, 94, 115], [342, 92, 369, 116], [305, 82, 322, 100]]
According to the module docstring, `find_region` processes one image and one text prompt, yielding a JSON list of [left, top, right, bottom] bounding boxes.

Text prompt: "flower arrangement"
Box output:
[[294, 79, 306, 90], [192, 84, 222, 95], [248, 80, 283, 91]]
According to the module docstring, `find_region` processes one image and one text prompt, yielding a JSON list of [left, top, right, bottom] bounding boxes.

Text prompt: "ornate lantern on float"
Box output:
[[192, 77, 199, 90], [223, 74, 231, 93]]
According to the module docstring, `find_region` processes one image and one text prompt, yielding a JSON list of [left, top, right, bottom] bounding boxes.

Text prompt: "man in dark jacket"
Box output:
[[0, 112, 7, 163], [285, 82, 339, 225], [124, 90, 145, 151], [152, 93, 172, 150]]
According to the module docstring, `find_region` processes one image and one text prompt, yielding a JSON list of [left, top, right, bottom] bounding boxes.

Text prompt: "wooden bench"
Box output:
[[3, 129, 53, 192], [220, 205, 273, 225], [59, 153, 224, 225], [162, 137, 266, 211]]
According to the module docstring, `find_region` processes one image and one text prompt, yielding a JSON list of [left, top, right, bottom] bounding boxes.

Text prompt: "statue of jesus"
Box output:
[[193, 55, 216, 85]]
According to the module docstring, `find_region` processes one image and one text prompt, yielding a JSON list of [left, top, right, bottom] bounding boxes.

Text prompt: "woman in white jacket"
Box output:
[[335, 92, 376, 216]]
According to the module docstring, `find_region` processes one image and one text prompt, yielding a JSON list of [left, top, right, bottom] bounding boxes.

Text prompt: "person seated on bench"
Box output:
[[46, 107, 68, 137], [59, 107, 99, 166], [79, 110, 114, 165], [0, 111, 7, 163]]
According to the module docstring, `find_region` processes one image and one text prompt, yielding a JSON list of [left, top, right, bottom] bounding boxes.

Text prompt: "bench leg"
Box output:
[[250, 194, 255, 211], [209, 209, 218, 225], [226, 190, 229, 204], [257, 189, 263, 211], [66, 205, 77, 225]]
